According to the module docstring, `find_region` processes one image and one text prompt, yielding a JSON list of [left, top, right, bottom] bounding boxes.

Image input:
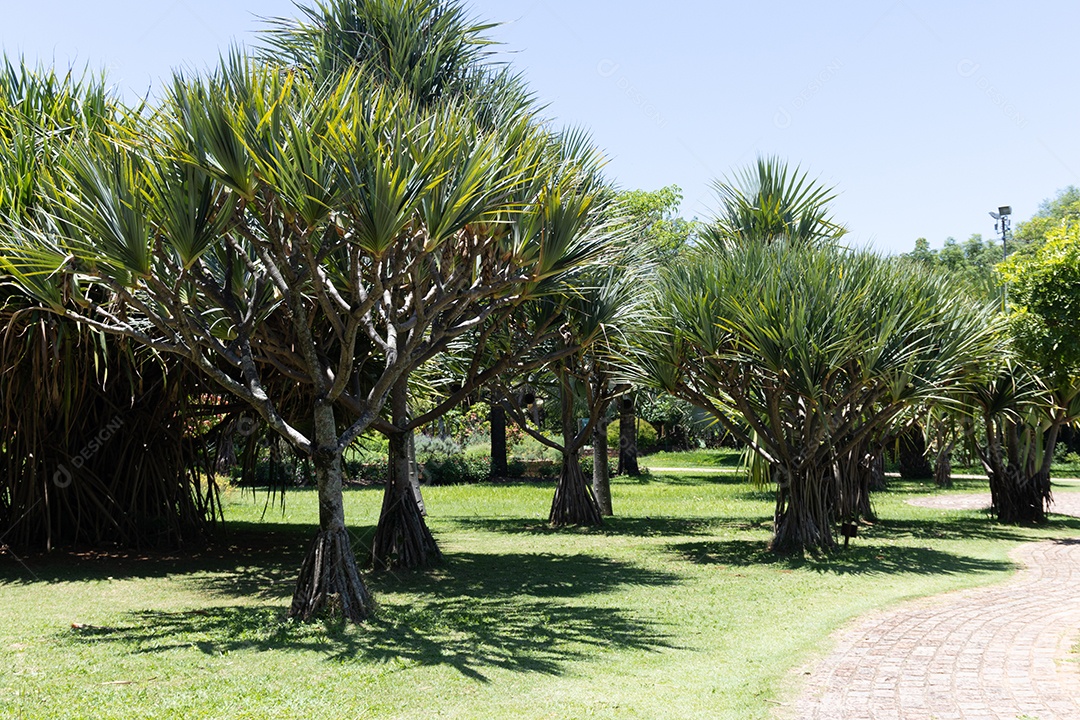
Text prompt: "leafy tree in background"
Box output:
[[1012, 186, 1080, 250], [613, 185, 694, 476], [617, 185, 695, 261], [985, 219, 1080, 521], [905, 234, 1002, 300], [905, 186, 1080, 299]]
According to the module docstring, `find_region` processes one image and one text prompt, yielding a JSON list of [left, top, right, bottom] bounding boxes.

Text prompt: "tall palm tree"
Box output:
[[259, 0, 543, 570], [259, 0, 534, 122]]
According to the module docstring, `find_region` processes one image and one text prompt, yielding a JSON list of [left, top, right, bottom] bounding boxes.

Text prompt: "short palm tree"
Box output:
[[0, 61, 221, 551], [493, 242, 654, 526], [644, 241, 1003, 552]]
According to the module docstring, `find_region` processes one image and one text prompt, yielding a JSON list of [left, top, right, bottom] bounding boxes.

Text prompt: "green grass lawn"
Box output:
[[639, 446, 1080, 481], [638, 447, 744, 469], [3, 472, 1078, 719]]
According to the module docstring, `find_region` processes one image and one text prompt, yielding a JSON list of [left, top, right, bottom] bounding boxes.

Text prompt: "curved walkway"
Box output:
[[908, 490, 1080, 516], [793, 493, 1080, 719]]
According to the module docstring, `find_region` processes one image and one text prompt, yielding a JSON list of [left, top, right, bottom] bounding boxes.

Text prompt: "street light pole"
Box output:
[[989, 205, 1012, 310]]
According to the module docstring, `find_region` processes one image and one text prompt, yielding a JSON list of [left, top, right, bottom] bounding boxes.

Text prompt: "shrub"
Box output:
[[422, 455, 490, 485], [512, 434, 560, 463], [606, 418, 659, 455], [579, 453, 617, 477], [415, 434, 463, 463]]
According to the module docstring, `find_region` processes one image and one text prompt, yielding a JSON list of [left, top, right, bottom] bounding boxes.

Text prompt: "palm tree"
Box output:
[[0, 51, 609, 621], [644, 241, 1002, 552], [0, 60, 222, 551], [260, 0, 546, 570], [701, 156, 846, 250], [959, 360, 1059, 522], [495, 252, 653, 526]]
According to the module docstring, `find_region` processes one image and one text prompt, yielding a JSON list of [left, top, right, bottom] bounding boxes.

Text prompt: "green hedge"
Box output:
[[606, 418, 658, 455]]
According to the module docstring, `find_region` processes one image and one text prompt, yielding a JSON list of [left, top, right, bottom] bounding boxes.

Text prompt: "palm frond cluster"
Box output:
[[0, 62, 223, 550]]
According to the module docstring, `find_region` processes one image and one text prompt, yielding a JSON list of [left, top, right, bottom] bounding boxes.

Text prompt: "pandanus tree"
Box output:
[[495, 255, 652, 526], [0, 61, 220, 550], [260, 0, 529, 115], [702, 156, 846, 250], [643, 240, 1002, 553], [366, 135, 617, 570], [0, 53, 602, 620], [960, 360, 1061, 522], [260, 0, 552, 571]]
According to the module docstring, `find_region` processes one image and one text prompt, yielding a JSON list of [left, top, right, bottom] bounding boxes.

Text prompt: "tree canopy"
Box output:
[[0, 3, 620, 621]]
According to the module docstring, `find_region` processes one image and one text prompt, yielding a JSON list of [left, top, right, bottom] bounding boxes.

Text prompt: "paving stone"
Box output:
[[791, 492, 1080, 719]]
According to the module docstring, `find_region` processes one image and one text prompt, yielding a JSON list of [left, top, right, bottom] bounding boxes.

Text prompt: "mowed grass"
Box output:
[[638, 447, 744, 470], [3, 472, 1079, 719]]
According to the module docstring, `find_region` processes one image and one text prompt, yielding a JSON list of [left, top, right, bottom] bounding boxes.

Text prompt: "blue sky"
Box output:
[[3, 1, 1076, 254]]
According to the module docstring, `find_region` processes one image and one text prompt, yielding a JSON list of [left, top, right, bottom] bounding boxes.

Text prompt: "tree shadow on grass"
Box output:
[[386, 550, 680, 598], [68, 598, 668, 681], [867, 515, 1080, 543], [0, 522, 374, 601], [446, 515, 772, 539], [671, 538, 1012, 577], [64, 551, 676, 681]]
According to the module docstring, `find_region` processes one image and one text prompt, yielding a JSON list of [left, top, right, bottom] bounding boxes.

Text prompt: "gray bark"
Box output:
[[592, 419, 613, 516], [370, 377, 441, 570], [288, 401, 372, 622], [617, 393, 640, 476], [490, 400, 508, 479]]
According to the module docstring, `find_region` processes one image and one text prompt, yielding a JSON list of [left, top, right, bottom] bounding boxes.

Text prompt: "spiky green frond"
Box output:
[[702, 156, 846, 250]]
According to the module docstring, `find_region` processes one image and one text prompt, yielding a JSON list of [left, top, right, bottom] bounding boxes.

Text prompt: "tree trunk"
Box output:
[[289, 401, 372, 623], [490, 401, 508, 479], [835, 446, 875, 525], [550, 449, 604, 526], [592, 419, 613, 516], [868, 452, 887, 492], [898, 426, 933, 479], [617, 393, 640, 476], [771, 464, 835, 554], [371, 378, 441, 571], [549, 368, 603, 527], [989, 464, 1049, 523], [934, 441, 954, 488], [857, 451, 882, 521], [406, 429, 424, 515], [985, 419, 1055, 524], [214, 418, 238, 474]]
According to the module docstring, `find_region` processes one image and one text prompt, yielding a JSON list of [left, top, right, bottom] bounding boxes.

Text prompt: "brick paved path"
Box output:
[[792, 493, 1080, 719], [908, 491, 1080, 517]]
